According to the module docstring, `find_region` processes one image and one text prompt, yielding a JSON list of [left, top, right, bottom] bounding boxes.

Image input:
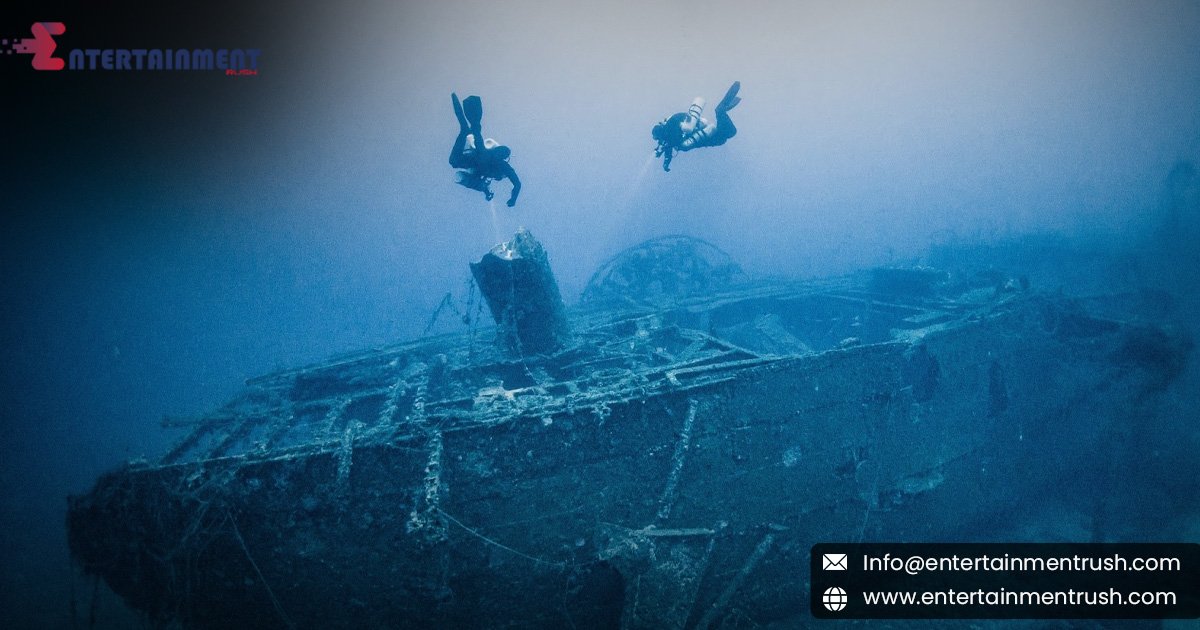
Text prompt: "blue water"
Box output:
[[3, 1, 1200, 627]]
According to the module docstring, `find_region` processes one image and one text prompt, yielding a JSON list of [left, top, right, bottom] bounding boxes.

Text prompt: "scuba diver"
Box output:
[[450, 93, 521, 207], [652, 81, 741, 172]]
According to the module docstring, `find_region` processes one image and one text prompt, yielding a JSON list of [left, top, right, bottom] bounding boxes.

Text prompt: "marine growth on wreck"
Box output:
[[67, 233, 1191, 629]]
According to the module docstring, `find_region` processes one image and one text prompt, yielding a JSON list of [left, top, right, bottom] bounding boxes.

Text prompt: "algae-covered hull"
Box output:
[[67, 237, 1189, 628]]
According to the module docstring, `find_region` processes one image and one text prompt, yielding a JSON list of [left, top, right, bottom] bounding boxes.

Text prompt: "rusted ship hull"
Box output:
[[67, 273, 1185, 628]]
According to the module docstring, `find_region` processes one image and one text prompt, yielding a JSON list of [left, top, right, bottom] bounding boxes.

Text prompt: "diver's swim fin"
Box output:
[[452, 93, 468, 130], [716, 81, 741, 113], [462, 95, 483, 130]]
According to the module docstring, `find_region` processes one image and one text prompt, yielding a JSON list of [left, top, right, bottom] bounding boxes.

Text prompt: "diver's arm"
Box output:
[[505, 166, 521, 207]]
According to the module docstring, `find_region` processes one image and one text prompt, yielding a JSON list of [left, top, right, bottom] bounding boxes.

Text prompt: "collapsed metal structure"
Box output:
[[68, 233, 1189, 628]]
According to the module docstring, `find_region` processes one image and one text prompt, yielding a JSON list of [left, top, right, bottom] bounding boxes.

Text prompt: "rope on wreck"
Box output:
[[467, 276, 482, 358], [435, 507, 566, 569], [229, 512, 295, 629], [423, 292, 460, 336]]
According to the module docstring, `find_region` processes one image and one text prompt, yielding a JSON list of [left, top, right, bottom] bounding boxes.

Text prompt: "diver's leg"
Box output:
[[450, 93, 474, 167], [703, 81, 740, 147], [711, 109, 737, 145], [680, 110, 736, 150], [452, 93, 469, 131], [716, 81, 741, 113], [462, 95, 483, 131], [450, 129, 470, 168]]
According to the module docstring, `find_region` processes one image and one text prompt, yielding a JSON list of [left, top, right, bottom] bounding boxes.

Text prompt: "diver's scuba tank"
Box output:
[[682, 97, 707, 133]]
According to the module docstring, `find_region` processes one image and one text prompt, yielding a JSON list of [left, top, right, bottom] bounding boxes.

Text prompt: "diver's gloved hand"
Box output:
[[506, 198, 516, 207]]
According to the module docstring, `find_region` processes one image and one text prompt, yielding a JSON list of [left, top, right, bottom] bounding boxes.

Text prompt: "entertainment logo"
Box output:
[[3, 21, 260, 76]]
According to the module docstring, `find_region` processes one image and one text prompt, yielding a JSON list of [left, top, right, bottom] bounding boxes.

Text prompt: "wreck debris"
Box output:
[[582, 235, 745, 306], [870, 266, 949, 296], [470, 228, 570, 356], [66, 235, 1192, 629]]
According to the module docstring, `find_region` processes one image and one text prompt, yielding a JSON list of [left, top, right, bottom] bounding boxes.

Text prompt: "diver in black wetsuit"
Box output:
[[652, 81, 741, 172], [450, 93, 522, 206]]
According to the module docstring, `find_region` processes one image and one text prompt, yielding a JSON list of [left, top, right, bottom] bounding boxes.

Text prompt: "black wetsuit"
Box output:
[[449, 94, 521, 206]]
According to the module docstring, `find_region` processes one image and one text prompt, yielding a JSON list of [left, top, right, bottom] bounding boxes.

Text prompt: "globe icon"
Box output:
[[823, 586, 848, 612]]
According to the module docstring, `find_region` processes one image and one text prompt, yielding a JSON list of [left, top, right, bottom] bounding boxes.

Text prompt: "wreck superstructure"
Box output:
[[67, 233, 1190, 628]]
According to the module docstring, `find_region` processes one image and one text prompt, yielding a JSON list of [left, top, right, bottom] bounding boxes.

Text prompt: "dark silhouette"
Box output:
[[652, 81, 741, 171], [450, 93, 521, 206]]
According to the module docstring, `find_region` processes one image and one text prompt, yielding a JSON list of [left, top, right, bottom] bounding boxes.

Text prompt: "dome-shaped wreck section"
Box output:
[[581, 235, 746, 306]]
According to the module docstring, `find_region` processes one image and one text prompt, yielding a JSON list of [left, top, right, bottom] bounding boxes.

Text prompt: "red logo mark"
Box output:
[[11, 22, 66, 70]]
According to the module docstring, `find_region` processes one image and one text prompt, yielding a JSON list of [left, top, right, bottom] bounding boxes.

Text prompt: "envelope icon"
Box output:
[[822, 553, 848, 570]]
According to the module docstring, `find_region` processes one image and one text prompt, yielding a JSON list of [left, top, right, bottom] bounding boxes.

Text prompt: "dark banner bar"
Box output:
[[810, 543, 1200, 619]]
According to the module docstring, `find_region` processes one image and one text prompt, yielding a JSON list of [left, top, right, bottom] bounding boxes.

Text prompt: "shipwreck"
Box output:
[[68, 231, 1190, 628]]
